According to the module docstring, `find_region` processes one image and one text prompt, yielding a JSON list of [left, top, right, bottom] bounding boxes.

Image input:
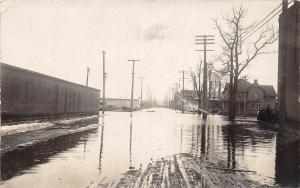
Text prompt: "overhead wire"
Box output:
[[241, 0, 294, 42]]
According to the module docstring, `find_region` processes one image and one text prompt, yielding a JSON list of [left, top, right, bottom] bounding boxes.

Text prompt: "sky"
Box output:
[[1, 0, 282, 101]]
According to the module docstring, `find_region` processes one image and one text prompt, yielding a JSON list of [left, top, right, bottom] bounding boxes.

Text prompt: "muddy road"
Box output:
[[0, 108, 299, 187]]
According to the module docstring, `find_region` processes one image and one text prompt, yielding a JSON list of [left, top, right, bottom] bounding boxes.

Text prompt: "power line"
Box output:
[[212, 1, 291, 64], [242, 2, 282, 40], [242, 9, 281, 42], [242, 0, 294, 42]]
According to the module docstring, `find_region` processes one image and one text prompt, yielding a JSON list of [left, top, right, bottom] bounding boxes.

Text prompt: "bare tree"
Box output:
[[213, 5, 277, 120], [190, 59, 203, 114]]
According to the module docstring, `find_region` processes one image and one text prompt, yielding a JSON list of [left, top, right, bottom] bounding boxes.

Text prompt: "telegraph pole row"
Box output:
[[128, 59, 140, 114], [195, 34, 215, 118]]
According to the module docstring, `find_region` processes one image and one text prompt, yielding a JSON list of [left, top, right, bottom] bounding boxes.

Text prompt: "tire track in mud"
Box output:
[[96, 153, 269, 188]]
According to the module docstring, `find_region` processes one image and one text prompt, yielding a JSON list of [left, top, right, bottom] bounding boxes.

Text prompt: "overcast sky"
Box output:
[[1, 0, 281, 101]]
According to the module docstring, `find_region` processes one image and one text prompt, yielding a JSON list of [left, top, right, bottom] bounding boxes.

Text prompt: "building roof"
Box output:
[[255, 85, 277, 97], [224, 79, 276, 97], [1, 63, 100, 92], [224, 79, 251, 92]]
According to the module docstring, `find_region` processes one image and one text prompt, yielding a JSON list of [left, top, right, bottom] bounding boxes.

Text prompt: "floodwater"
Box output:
[[0, 108, 299, 187]]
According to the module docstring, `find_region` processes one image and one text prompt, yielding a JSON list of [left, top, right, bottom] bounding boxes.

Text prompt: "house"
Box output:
[[221, 79, 277, 116]]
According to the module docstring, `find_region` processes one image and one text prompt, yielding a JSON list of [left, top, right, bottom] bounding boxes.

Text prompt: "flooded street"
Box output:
[[1, 108, 299, 187]]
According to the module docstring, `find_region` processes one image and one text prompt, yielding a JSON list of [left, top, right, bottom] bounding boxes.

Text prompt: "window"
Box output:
[[254, 92, 258, 100], [253, 88, 261, 101]]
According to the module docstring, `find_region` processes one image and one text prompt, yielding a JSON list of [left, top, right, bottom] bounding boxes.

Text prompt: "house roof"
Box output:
[[223, 79, 276, 97], [255, 85, 276, 97], [224, 79, 251, 92]]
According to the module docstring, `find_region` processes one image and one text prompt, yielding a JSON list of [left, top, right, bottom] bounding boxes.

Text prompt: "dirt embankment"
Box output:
[[1, 116, 100, 154]]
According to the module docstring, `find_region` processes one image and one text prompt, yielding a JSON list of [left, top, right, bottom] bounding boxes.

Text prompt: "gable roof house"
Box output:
[[221, 79, 277, 116]]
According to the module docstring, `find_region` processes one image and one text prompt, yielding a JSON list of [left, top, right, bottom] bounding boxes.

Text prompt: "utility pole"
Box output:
[[139, 76, 144, 108], [147, 87, 150, 107], [212, 80, 217, 114], [172, 88, 175, 110], [208, 64, 212, 113], [128, 59, 140, 113], [178, 70, 188, 113], [196, 34, 214, 118], [86, 67, 90, 86], [174, 82, 180, 110], [150, 88, 152, 107], [102, 51, 106, 114], [243, 91, 247, 118], [193, 83, 196, 114]]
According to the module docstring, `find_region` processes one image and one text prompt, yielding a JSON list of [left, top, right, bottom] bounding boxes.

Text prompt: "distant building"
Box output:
[[100, 98, 140, 111], [170, 89, 223, 113], [180, 90, 197, 100], [221, 79, 277, 116]]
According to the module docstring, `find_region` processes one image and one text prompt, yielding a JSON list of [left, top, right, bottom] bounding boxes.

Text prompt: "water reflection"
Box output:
[[185, 115, 279, 184], [98, 118, 104, 173], [226, 124, 236, 169], [0, 109, 298, 187], [1, 129, 97, 181], [275, 132, 300, 187], [129, 117, 133, 170], [0, 137, 2, 182], [201, 121, 206, 156]]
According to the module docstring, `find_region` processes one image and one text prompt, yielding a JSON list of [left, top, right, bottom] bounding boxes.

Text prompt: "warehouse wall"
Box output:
[[1, 63, 100, 122]]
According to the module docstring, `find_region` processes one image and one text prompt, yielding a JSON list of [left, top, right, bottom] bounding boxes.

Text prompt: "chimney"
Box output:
[[254, 79, 258, 85], [282, 0, 288, 12]]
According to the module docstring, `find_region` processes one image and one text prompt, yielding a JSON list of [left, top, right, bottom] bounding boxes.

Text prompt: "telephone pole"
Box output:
[[102, 51, 107, 114], [86, 67, 90, 86], [147, 87, 150, 107], [139, 76, 144, 108], [178, 70, 189, 92], [208, 63, 213, 112], [196, 34, 214, 118], [128, 59, 140, 113], [178, 70, 188, 113]]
